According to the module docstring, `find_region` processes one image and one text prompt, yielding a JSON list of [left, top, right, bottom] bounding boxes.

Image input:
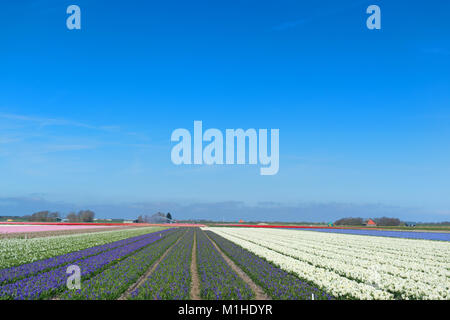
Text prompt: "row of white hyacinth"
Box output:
[[207, 227, 450, 300], [0, 227, 164, 269], [220, 228, 449, 280]]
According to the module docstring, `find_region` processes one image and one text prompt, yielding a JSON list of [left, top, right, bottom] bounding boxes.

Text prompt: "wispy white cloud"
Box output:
[[0, 113, 158, 146], [41, 144, 96, 153], [0, 112, 162, 163], [0, 112, 116, 131]]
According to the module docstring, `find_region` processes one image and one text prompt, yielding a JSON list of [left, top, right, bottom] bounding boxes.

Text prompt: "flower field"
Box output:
[[206, 227, 450, 300], [0, 226, 165, 269], [0, 224, 115, 234], [0, 229, 173, 300], [294, 227, 450, 241], [59, 228, 184, 300], [0, 225, 447, 300], [129, 229, 194, 300], [196, 229, 254, 299], [205, 230, 333, 300]]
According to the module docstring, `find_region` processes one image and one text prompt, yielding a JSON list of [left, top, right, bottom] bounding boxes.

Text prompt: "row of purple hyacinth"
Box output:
[[59, 228, 185, 300], [129, 229, 194, 300], [0, 229, 174, 300], [205, 231, 334, 300], [0, 229, 173, 285], [196, 229, 254, 299]]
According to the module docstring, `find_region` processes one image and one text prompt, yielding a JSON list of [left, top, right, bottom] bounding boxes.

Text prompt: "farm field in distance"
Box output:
[[0, 224, 128, 239], [0, 223, 448, 300]]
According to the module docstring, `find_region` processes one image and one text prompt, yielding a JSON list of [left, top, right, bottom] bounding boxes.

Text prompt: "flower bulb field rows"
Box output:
[[59, 228, 185, 300], [0, 228, 168, 285], [129, 229, 194, 300], [0, 226, 166, 269], [0, 228, 175, 300], [204, 230, 333, 300], [206, 227, 450, 300], [0, 225, 448, 300], [195, 229, 254, 300]]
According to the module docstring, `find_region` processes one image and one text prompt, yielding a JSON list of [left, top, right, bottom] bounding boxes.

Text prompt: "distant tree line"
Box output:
[[26, 211, 61, 222], [373, 217, 402, 226], [66, 210, 95, 222], [19, 210, 96, 222], [334, 216, 402, 226], [334, 217, 365, 226]]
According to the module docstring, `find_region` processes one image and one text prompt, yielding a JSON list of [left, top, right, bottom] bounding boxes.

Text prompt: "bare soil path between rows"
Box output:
[[190, 230, 201, 300], [203, 230, 271, 300], [118, 230, 188, 300]]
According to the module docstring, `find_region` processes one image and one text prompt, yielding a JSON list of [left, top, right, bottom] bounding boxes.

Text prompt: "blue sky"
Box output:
[[0, 0, 449, 222]]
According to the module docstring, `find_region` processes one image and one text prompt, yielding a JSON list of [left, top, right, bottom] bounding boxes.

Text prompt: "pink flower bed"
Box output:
[[0, 225, 115, 234]]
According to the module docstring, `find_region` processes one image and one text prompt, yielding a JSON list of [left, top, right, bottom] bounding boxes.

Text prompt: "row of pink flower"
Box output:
[[0, 225, 115, 234]]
